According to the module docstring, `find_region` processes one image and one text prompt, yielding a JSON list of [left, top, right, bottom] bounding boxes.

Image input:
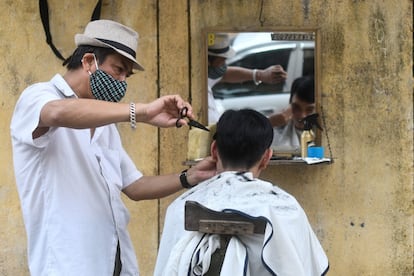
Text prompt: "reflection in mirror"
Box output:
[[206, 31, 317, 157]]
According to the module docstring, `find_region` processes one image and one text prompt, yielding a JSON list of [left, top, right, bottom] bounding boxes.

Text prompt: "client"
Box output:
[[154, 109, 329, 276]]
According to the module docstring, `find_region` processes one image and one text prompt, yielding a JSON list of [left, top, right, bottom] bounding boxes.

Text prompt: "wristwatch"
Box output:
[[179, 169, 192, 189]]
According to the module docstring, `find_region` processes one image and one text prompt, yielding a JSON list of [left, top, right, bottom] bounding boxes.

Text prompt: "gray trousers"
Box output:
[[113, 242, 122, 276]]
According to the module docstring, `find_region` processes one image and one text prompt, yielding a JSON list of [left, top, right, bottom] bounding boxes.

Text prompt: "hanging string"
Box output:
[[39, 0, 65, 60], [259, 0, 265, 26], [320, 103, 334, 162], [90, 0, 103, 21], [302, 0, 310, 21], [39, 0, 103, 61]]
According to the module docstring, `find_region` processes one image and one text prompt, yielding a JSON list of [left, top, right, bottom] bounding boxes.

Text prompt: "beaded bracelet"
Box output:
[[129, 102, 136, 129]]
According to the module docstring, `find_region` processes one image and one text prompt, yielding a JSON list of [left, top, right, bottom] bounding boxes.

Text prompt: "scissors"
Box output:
[[176, 107, 210, 132]]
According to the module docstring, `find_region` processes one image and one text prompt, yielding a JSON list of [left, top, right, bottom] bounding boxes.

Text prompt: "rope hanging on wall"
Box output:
[[39, 0, 103, 61], [258, 0, 265, 26]]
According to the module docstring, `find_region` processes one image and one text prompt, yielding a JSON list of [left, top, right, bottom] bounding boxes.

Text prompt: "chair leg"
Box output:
[[205, 235, 231, 276]]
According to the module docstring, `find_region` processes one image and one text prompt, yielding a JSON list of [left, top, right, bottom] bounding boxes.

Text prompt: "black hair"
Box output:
[[62, 46, 117, 70], [214, 109, 273, 169], [289, 75, 314, 103]]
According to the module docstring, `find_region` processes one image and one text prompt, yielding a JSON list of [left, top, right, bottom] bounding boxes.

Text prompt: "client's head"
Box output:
[[212, 109, 274, 172], [289, 75, 315, 129]]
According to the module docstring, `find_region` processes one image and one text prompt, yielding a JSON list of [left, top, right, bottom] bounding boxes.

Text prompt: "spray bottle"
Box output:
[[301, 113, 323, 158]]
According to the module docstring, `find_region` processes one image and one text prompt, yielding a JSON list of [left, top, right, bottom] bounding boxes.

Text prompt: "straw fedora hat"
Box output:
[[75, 20, 144, 71], [207, 33, 235, 59]]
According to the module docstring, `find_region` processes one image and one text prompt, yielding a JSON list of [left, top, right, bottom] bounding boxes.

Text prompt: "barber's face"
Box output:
[[97, 53, 134, 81], [290, 95, 315, 130], [208, 56, 228, 80], [208, 56, 226, 68]]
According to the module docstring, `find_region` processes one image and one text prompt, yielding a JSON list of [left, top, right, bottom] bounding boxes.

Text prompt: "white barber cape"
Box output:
[[155, 172, 329, 276]]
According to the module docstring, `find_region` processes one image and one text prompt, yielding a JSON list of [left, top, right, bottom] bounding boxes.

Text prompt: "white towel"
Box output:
[[220, 236, 250, 276], [190, 234, 221, 275]]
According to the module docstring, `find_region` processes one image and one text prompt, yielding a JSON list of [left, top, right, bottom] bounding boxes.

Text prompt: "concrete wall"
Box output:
[[0, 0, 412, 275]]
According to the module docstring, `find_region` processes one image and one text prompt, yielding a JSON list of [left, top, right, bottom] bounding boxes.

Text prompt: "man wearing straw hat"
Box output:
[[10, 20, 215, 276]]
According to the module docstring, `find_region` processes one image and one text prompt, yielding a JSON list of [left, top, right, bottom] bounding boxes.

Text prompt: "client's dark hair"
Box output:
[[289, 75, 314, 103], [214, 109, 273, 169], [63, 46, 117, 70]]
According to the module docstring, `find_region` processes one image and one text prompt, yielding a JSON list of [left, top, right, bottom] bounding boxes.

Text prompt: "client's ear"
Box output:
[[210, 140, 218, 161], [258, 148, 273, 170]]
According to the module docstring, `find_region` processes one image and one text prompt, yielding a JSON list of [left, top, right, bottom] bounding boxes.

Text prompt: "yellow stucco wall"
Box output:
[[0, 0, 412, 275]]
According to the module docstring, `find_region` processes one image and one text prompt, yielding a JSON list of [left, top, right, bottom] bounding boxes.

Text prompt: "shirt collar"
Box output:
[[50, 74, 77, 98]]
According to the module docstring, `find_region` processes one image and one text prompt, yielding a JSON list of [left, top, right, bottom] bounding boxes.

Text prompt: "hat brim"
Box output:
[[208, 47, 235, 59], [75, 34, 144, 71]]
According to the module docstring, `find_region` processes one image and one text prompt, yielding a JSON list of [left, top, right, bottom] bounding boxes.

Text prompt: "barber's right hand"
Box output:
[[261, 65, 287, 84], [136, 95, 193, 128]]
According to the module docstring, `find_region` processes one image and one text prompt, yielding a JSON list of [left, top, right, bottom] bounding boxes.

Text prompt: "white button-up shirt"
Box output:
[[207, 77, 223, 124], [11, 74, 142, 276]]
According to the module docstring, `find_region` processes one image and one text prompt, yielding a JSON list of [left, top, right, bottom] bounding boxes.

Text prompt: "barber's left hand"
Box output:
[[186, 156, 217, 187]]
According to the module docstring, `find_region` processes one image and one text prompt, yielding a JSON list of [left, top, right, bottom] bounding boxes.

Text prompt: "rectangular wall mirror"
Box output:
[[205, 29, 319, 158]]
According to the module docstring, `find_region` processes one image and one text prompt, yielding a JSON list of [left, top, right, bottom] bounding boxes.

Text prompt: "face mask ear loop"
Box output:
[[92, 54, 99, 71]]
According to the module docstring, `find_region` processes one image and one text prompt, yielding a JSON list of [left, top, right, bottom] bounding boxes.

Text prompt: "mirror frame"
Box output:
[[201, 27, 322, 153]]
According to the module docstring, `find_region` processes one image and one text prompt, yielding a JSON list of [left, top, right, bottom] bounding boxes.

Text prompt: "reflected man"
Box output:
[[207, 33, 287, 124], [269, 75, 315, 154]]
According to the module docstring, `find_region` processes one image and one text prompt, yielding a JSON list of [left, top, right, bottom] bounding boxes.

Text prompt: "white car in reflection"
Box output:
[[212, 32, 315, 117]]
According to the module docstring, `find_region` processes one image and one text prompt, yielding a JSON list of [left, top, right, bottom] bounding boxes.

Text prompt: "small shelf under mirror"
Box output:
[[183, 158, 332, 167]]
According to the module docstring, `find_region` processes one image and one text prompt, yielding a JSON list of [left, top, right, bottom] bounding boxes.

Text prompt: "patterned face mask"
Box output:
[[89, 56, 127, 102], [208, 64, 228, 79]]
